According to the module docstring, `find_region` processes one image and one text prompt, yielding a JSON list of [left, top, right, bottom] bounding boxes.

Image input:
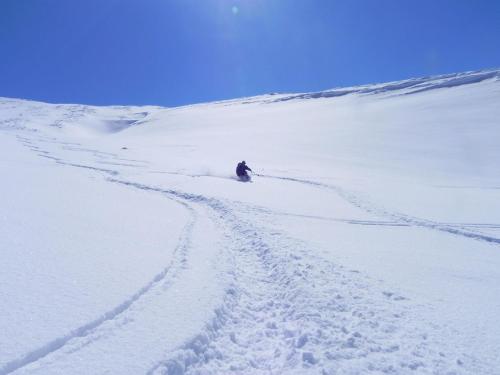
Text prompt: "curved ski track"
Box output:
[[0, 196, 195, 375]]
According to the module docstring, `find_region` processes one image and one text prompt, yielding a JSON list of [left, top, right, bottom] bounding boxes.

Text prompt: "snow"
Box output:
[[1, 69, 500, 374]]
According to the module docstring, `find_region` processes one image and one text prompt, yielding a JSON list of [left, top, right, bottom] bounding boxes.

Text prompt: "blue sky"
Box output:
[[1, 0, 499, 106]]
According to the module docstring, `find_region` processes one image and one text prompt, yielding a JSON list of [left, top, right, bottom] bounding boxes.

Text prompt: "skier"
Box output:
[[236, 160, 252, 181]]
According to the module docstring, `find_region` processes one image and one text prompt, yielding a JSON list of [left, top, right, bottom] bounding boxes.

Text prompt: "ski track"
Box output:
[[107, 179, 473, 375], [230, 203, 411, 227], [259, 175, 500, 246], [1, 138, 197, 374], [5, 134, 486, 374]]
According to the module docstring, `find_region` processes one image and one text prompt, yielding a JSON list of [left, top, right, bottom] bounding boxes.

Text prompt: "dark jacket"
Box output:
[[236, 162, 252, 176]]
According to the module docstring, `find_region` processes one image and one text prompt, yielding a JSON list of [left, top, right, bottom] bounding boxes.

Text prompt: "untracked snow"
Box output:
[[1, 69, 500, 374]]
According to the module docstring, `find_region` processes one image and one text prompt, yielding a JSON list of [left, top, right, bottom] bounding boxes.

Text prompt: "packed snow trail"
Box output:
[[145, 198, 474, 375]]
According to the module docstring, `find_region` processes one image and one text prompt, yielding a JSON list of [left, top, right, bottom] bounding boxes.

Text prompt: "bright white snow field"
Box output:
[[1, 69, 500, 374]]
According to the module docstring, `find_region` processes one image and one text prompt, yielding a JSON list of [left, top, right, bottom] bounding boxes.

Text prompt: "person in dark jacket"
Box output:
[[236, 160, 252, 180]]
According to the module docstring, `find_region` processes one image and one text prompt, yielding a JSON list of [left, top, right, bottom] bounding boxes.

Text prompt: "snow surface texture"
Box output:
[[1, 69, 500, 374]]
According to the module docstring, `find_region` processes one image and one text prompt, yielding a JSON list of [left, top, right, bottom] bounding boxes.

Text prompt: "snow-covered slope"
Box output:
[[1, 69, 500, 374]]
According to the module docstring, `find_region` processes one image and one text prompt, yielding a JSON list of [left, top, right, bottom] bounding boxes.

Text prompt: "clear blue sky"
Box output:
[[1, 0, 499, 106]]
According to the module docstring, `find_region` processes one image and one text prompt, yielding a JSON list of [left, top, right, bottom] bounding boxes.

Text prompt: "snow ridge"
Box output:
[[269, 69, 500, 102]]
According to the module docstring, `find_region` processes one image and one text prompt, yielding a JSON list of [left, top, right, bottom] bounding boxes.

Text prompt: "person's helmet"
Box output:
[[242, 160, 246, 164]]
